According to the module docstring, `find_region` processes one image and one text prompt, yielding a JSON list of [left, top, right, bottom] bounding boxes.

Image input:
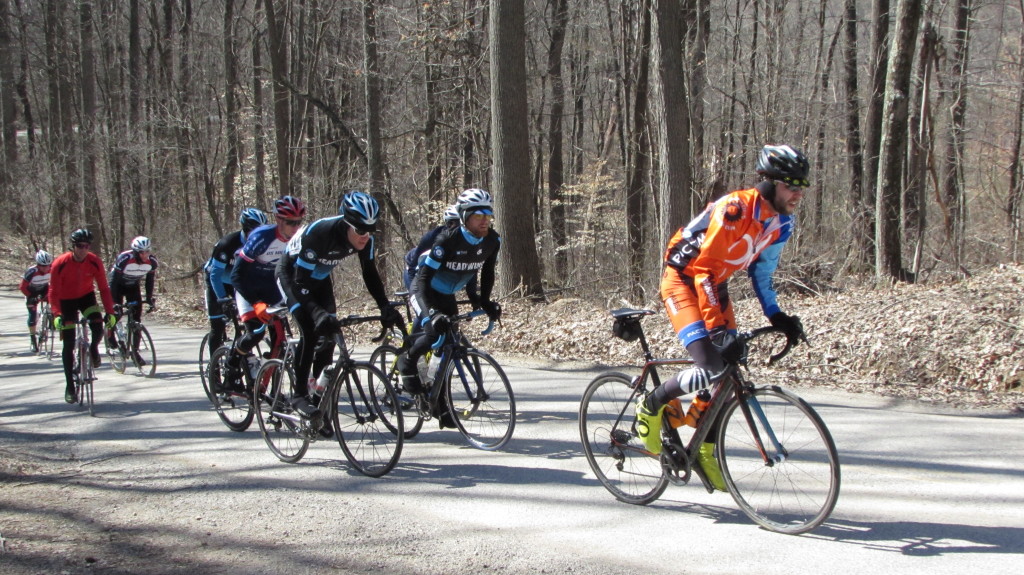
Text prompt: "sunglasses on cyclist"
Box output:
[[74, 242, 91, 249], [347, 221, 374, 237], [280, 218, 303, 227]]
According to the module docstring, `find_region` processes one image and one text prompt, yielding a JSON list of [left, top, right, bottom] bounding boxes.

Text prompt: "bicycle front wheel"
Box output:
[[444, 349, 515, 450], [254, 359, 309, 463], [718, 385, 841, 535], [332, 362, 403, 477], [207, 346, 254, 432], [579, 372, 668, 505], [368, 344, 423, 439], [37, 320, 52, 359], [107, 323, 128, 374], [129, 324, 157, 377]]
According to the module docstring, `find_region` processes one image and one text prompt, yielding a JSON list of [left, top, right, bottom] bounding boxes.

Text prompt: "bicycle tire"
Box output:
[[368, 343, 423, 439], [206, 346, 254, 432], [254, 359, 309, 463], [198, 333, 211, 394], [126, 324, 157, 377], [42, 320, 55, 359], [37, 317, 52, 358], [444, 349, 515, 451], [717, 385, 841, 535], [579, 372, 668, 505], [107, 322, 128, 374], [332, 361, 403, 477], [76, 332, 95, 416]]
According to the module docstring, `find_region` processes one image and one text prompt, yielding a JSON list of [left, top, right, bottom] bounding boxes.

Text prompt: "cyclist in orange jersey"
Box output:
[[636, 145, 810, 488]]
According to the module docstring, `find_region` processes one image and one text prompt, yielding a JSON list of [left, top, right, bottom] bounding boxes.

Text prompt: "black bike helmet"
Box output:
[[239, 207, 269, 234], [756, 145, 810, 188], [69, 228, 94, 245]]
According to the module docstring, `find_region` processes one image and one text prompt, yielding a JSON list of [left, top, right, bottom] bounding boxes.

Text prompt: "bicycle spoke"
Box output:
[[445, 350, 515, 450], [333, 363, 403, 477]]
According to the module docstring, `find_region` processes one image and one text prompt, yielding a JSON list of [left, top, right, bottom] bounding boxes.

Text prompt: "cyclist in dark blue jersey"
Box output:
[[203, 207, 269, 354], [221, 196, 305, 391], [397, 189, 502, 419], [276, 190, 402, 422]]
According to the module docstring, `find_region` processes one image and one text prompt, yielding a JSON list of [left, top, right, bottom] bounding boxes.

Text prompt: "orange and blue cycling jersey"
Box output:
[[662, 182, 792, 345]]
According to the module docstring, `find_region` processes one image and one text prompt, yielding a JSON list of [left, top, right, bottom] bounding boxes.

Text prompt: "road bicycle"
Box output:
[[105, 301, 157, 377], [204, 309, 283, 432], [70, 320, 96, 416], [253, 310, 404, 477], [371, 307, 515, 451], [36, 301, 56, 359], [579, 308, 840, 535]]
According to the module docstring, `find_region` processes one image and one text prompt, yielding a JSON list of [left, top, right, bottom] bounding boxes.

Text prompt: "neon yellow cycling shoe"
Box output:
[[698, 442, 728, 492], [635, 396, 665, 455]]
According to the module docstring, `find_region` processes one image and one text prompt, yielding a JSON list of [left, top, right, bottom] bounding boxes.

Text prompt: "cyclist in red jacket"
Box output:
[[48, 229, 117, 404], [20, 250, 53, 352]]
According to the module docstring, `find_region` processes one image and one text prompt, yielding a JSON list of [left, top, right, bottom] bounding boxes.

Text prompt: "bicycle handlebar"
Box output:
[[738, 325, 809, 366]]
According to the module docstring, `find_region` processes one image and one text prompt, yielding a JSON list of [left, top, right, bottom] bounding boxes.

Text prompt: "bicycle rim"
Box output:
[[207, 347, 254, 432], [445, 349, 515, 450], [254, 359, 308, 463], [369, 344, 423, 439], [333, 362, 403, 477], [718, 386, 841, 534], [130, 325, 157, 377], [579, 372, 668, 505]]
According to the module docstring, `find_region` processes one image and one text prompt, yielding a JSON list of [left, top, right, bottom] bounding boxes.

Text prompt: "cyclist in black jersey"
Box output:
[[397, 189, 502, 423], [403, 205, 482, 305], [276, 190, 403, 423], [20, 250, 53, 352], [107, 236, 159, 364], [203, 208, 269, 355]]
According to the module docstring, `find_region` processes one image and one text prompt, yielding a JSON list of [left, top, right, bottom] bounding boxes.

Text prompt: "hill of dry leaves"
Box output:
[[4, 244, 1021, 413]]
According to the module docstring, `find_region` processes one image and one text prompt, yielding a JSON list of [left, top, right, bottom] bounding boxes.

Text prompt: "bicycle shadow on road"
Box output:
[[807, 518, 1024, 557]]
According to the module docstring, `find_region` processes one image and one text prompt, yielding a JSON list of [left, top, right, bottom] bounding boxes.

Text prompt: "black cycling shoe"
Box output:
[[65, 386, 77, 404], [291, 396, 321, 420], [91, 350, 102, 368], [400, 373, 425, 395], [438, 410, 458, 429]]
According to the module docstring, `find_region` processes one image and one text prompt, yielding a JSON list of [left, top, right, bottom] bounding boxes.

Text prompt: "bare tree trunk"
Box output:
[[841, 0, 867, 273], [940, 0, 972, 271], [252, 2, 267, 208], [0, 0, 15, 176], [363, 0, 389, 279], [906, 22, 938, 277], [219, 0, 239, 237], [79, 0, 103, 246], [650, 0, 692, 246], [264, 0, 291, 197], [876, 0, 922, 283], [45, 0, 77, 232], [490, 0, 544, 301], [862, 0, 891, 268], [1008, 0, 1024, 261], [625, 0, 651, 303], [547, 0, 569, 284]]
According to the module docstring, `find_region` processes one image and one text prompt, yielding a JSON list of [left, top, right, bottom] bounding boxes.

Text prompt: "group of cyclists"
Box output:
[[19, 143, 811, 487], [21, 229, 158, 404]]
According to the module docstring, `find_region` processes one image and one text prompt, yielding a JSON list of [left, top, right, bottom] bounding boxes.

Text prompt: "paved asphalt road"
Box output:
[[1, 291, 1022, 574]]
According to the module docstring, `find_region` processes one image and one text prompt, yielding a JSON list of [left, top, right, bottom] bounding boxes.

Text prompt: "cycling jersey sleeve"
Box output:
[[748, 237, 785, 318], [358, 239, 389, 310], [19, 270, 32, 297], [145, 256, 158, 301], [478, 238, 500, 303]]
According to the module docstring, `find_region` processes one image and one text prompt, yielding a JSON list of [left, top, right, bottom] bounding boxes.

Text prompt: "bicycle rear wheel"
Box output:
[[579, 372, 668, 505], [717, 385, 840, 535], [332, 362, 403, 477], [444, 349, 515, 450], [369, 344, 423, 439], [206, 346, 254, 432], [254, 359, 309, 463], [128, 324, 157, 377]]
